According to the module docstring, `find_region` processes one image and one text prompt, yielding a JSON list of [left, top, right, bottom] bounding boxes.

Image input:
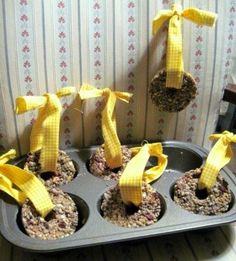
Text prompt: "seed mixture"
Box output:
[[174, 168, 232, 215], [21, 188, 79, 240], [101, 183, 162, 228], [149, 70, 197, 112], [24, 150, 76, 187], [89, 145, 132, 181]]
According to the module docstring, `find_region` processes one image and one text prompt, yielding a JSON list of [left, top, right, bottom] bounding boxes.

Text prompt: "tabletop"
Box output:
[[1, 222, 236, 261]]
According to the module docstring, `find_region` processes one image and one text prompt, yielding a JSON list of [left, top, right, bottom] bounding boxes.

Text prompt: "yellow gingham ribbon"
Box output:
[[198, 131, 236, 191], [152, 4, 217, 89], [79, 84, 133, 169], [15, 87, 76, 172], [0, 150, 54, 217], [119, 143, 167, 206]]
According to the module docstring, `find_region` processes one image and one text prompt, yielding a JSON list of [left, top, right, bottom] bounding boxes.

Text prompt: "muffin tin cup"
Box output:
[[1, 141, 236, 253]]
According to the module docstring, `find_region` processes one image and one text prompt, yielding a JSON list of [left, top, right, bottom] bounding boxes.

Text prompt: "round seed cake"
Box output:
[[173, 168, 232, 215], [24, 150, 76, 188], [101, 183, 162, 228], [89, 145, 132, 181], [21, 188, 78, 240], [150, 70, 197, 112]]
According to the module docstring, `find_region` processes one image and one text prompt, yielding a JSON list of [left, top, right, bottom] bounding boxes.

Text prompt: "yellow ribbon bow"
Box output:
[[0, 150, 54, 217], [198, 131, 236, 191], [152, 4, 217, 89], [15, 87, 76, 172], [119, 143, 168, 206], [79, 84, 133, 169]]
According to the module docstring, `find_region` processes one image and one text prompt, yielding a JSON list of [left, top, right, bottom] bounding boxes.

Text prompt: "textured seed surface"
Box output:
[[101, 183, 162, 228], [24, 150, 76, 187], [21, 188, 79, 240], [174, 168, 232, 215], [150, 70, 197, 112], [89, 145, 132, 181]]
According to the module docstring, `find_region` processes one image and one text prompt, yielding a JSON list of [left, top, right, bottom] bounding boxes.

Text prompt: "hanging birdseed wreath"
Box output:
[[151, 4, 216, 112]]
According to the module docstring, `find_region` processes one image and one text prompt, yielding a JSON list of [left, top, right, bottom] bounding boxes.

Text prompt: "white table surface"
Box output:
[[1, 222, 236, 261]]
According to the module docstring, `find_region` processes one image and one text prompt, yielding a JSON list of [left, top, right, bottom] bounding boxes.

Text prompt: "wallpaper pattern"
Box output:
[[0, 0, 236, 155]]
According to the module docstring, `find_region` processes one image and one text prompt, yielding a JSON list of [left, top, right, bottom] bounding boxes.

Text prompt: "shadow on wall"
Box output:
[[116, 20, 177, 144], [12, 122, 31, 156], [60, 94, 88, 149]]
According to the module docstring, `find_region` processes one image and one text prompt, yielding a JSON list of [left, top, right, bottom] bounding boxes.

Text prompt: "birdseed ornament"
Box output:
[[15, 87, 77, 187], [150, 4, 217, 112]]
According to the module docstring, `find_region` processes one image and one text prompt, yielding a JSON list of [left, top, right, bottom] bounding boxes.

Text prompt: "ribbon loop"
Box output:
[[56, 86, 76, 97], [114, 91, 132, 103], [209, 131, 236, 143], [198, 131, 236, 191], [16, 87, 76, 172], [182, 8, 217, 26], [79, 84, 132, 169], [152, 10, 173, 35], [0, 149, 16, 164], [171, 3, 182, 16], [119, 143, 167, 206], [166, 8, 183, 89], [15, 96, 47, 114], [79, 84, 103, 99], [152, 5, 217, 89], [0, 150, 54, 217]]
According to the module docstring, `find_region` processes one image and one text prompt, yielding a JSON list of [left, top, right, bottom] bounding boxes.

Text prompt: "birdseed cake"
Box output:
[[21, 188, 79, 240], [173, 168, 232, 215], [150, 70, 197, 112], [89, 145, 132, 181], [24, 150, 77, 188], [101, 183, 162, 228]]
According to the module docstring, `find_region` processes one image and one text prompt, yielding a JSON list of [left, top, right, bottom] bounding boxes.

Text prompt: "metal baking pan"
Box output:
[[0, 141, 236, 253]]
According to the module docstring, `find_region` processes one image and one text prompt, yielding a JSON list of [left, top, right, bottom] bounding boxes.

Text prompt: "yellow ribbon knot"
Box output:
[[152, 4, 217, 89], [198, 131, 236, 191], [79, 84, 133, 169], [16, 87, 76, 172], [119, 143, 168, 206], [0, 150, 54, 217]]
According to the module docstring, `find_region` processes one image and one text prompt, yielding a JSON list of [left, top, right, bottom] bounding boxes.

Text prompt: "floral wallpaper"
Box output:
[[0, 0, 236, 155]]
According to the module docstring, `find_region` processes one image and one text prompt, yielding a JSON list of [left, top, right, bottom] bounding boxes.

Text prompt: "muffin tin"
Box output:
[[0, 141, 236, 253]]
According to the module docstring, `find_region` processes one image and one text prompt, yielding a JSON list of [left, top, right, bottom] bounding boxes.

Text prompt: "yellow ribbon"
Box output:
[[119, 143, 168, 206], [79, 84, 133, 169], [152, 4, 217, 89], [198, 131, 236, 191], [0, 150, 54, 217], [15, 87, 76, 172]]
